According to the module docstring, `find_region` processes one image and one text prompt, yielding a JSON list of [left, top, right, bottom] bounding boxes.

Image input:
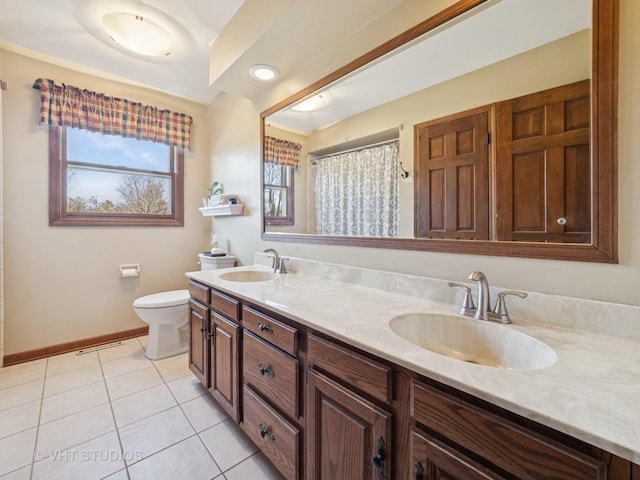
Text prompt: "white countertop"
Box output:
[[186, 265, 640, 463]]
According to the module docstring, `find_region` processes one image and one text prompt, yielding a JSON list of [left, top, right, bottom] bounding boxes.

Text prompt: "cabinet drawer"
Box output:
[[412, 381, 606, 480], [243, 331, 298, 419], [308, 334, 392, 404], [210, 289, 240, 321], [242, 386, 300, 480], [188, 280, 209, 306], [243, 306, 297, 356]]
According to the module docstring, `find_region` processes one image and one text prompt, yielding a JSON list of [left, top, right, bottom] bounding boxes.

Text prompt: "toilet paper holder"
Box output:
[[119, 264, 140, 278]]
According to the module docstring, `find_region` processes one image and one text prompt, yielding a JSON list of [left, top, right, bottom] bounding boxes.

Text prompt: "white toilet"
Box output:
[[133, 290, 190, 360], [133, 254, 236, 360]]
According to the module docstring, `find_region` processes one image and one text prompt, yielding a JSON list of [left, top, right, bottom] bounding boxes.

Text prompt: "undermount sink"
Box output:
[[389, 313, 556, 370], [218, 270, 278, 282]]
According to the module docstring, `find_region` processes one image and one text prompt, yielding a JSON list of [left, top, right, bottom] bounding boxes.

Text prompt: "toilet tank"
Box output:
[[199, 253, 236, 271]]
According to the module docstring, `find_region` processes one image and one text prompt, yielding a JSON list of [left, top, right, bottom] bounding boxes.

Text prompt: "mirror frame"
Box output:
[[261, 0, 618, 263]]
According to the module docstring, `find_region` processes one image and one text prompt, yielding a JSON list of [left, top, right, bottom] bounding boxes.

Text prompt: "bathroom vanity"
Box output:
[[186, 259, 640, 480]]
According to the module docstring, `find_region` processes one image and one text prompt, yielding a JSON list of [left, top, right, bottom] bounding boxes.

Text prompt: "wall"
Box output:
[[0, 50, 4, 363], [210, 0, 640, 307], [206, 92, 262, 260], [1, 51, 210, 355]]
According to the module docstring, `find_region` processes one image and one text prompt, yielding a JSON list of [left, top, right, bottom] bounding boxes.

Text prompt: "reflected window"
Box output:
[[264, 162, 294, 225]]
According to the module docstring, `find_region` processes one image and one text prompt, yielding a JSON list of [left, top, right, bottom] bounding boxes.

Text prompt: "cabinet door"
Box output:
[[210, 312, 240, 422], [411, 429, 507, 480], [188, 299, 209, 387], [306, 370, 391, 480]]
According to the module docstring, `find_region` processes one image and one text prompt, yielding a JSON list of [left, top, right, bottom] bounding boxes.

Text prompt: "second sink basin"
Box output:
[[389, 313, 556, 370], [218, 270, 278, 282]]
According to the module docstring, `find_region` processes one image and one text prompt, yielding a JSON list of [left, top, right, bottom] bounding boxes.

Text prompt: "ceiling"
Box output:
[[0, 0, 403, 104], [268, 0, 591, 133]]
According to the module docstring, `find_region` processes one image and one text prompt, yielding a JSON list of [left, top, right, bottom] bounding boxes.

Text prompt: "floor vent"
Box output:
[[77, 341, 124, 355]]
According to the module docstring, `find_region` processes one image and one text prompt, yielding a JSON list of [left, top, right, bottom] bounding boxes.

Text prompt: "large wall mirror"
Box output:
[[261, 0, 617, 263]]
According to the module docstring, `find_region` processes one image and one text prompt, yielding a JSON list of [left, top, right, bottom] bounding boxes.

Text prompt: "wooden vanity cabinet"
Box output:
[[410, 378, 617, 480], [187, 282, 637, 480], [306, 333, 393, 480], [209, 289, 241, 422]]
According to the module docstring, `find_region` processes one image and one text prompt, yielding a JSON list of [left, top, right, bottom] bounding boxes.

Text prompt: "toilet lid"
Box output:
[[133, 290, 190, 308]]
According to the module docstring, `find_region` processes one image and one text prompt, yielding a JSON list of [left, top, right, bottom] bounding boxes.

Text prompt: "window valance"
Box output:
[[33, 78, 193, 150], [264, 136, 302, 168]]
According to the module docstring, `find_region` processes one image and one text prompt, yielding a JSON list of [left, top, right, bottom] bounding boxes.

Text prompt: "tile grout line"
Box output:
[[99, 344, 133, 480], [1, 337, 269, 480], [31, 352, 124, 479], [146, 340, 227, 477], [28, 356, 49, 480]]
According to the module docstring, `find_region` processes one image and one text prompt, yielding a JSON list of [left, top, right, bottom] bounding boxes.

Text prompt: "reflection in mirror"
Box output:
[[262, 0, 617, 263]]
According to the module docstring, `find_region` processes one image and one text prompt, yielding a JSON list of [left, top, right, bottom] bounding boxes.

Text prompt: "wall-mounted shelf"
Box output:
[[199, 204, 244, 217]]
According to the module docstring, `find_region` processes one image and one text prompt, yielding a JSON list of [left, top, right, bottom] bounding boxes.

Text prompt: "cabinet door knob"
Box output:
[[258, 423, 275, 441], [258, 363, 275, 377], [200, 327, 206, 333], [258, 323, 273, 334], [371, 436, 386, 480], [557, 217, 567, 225], [415, 460, 425, 480]]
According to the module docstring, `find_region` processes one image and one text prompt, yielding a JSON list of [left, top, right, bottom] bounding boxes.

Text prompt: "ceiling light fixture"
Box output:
[[249, 64, 279, 81], [291, 94, 325, 112], [103, 13, 173, 57]]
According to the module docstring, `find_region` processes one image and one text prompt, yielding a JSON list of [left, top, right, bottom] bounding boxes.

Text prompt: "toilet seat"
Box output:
[[133, 289, 189, 309]]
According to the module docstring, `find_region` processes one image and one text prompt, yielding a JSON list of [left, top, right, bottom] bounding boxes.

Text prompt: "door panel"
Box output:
[[306, 370, 391, 480], [416, 108, 490, 240], [209, 312, 240, 422], [188, 300, 208, 387], [496, 79, 591, 243]]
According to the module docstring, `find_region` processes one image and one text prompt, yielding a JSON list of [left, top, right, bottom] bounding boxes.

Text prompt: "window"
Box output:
[[264, 162, 294, 226], [49, 126, 184, 226]]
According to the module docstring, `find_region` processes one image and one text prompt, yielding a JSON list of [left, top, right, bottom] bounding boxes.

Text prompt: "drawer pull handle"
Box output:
[[371, 436, 386, 480], [258, 363, 275, 377], [258, 423, 275, 441], [258, 323, 273, 334], [415, 460, 425, 480]]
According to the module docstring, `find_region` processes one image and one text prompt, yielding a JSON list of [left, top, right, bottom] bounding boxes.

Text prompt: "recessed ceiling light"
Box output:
[[103, 13, 173, 57], [249, 64, 279, 81]]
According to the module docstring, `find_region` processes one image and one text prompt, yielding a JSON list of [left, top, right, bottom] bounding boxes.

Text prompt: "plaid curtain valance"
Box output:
[[33, 78, 193, 150], [264, 136, 302, 168]]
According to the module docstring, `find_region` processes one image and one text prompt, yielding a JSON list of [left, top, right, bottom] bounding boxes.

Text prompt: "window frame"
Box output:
[[48, 126, 184, 227], [263, 162, 295, 226]]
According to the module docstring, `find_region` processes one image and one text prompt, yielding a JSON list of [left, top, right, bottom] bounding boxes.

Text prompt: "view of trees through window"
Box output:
[[263, 162, 294, 226], [66, 128, 173, 215], [264, 162, 288, 217]]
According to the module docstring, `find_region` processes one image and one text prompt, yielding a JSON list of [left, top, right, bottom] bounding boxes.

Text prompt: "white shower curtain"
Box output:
[[313, 141, 399, 237]]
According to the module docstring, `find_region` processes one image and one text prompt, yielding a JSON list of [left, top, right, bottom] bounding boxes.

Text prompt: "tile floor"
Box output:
[[0, 336, 285, 480]]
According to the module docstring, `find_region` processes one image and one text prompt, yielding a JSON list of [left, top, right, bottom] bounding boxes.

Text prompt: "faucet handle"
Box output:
[[448, 282, 476, 316], [492, 290, 528, 323], [279, 257, 289, 274]]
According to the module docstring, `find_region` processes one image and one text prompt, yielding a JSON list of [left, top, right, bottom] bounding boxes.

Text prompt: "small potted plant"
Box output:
[[203, 181, 223, 207]]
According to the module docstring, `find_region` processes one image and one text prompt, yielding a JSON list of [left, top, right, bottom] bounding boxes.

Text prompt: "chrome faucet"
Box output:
[[263, 248, 285, 273], [468, 271, 491, 320], [449, 271, 527, 324]]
